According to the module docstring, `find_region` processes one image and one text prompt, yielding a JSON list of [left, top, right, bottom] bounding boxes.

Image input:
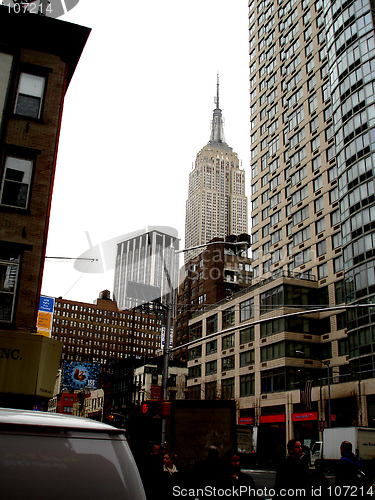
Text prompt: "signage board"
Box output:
[[62, 361, 99, 390], [36, 296, 55, 337]]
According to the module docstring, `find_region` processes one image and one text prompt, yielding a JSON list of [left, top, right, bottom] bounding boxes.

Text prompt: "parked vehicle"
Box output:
[[311, 426, 375, 471], [0, 407, 146, 499]]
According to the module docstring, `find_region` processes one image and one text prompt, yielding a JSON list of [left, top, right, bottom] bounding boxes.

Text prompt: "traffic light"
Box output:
[[140, 400, 160, 417], [140, 400, 170, 417], [141, 403, 149, 415]]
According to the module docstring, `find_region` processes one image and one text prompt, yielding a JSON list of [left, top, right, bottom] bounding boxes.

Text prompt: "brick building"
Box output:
[[48, 391, 79, 415], [51, 290, 163, 365], [0, 7, 90, 408], [173, 236, 252, 361]]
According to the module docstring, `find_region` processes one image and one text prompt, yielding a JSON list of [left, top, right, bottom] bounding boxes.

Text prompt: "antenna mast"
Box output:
[[214, 72, 220, 109]]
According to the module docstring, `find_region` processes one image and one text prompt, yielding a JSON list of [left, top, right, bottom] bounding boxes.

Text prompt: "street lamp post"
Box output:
[[296, 350, 331, 427]]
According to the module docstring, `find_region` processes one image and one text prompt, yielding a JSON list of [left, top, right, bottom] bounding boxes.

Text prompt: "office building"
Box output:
[[113, 227, 179, 310], [0, 7, 90, 408], [249, 0, 375, 389], [184, 78, 248, 262], [185, 0, 375, 456]]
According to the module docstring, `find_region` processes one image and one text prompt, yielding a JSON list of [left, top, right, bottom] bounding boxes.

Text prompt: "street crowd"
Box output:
[[137, 439, 373, 499]]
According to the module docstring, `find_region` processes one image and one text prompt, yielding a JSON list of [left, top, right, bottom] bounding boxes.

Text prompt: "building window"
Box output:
[[0, 156, 33, 209], [222, 333, 235, 350], [189, 321, 202, 341], [221, 377, 235, 399], [308, 93, 318, 113], [222, 307, 235, 329], [315, 217, 325, 234], [318, 263, 328, 279], [188, 365, 201, 379], [198, 293, 206, 305], [222, 355, 235, 372], [188, 345, 202, 361], [240, 326, 255, 344], [0, 248, 20, 322], [240, 373, 255, 397], [270, 229, 282, 245], [240, 298, 254, 322], [312, 154, 321, 171], [14, 72, 45, 119], [240, 350, 255, 367], [261, 342, 285, 361], [206, 314, 218, 335], [313, 175, 323, 191], [205, 360, 217, 375], [261, 367, 286, 394], [314, 196, 324, 213], [206, 339, 217, 355], [311, 135, 320, 152], [317, 240, 326, 257]]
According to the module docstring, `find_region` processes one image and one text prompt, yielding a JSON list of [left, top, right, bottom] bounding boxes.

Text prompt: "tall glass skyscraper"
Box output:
[[249, 0, 375, 383]]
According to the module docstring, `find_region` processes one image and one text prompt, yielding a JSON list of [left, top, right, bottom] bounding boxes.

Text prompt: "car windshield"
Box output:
[[0, 428, 145, 500]]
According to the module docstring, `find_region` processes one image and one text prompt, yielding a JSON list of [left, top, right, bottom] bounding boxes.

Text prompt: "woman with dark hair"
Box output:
[[161, 452, 181, 499]]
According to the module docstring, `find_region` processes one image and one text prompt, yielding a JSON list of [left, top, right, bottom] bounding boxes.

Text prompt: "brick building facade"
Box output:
[[0, 8, 90, 332], [0, 7, 90, 408], [174, 236, 252, 360], [51, 290, 163, 365]]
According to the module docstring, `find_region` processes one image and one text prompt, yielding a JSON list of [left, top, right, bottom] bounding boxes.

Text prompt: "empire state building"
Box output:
[[184, 78, 248, 262]]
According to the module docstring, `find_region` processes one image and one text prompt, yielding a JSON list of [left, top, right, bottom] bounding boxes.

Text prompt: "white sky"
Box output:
[[41, 0, 251, 303]]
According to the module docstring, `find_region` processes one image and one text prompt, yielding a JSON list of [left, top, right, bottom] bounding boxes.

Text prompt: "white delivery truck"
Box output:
[[311, 426, 375, 471]]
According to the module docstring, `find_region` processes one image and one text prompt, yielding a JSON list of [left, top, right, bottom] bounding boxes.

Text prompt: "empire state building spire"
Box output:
[[209, 73, 228, 147], [185, 74, 247, 263]]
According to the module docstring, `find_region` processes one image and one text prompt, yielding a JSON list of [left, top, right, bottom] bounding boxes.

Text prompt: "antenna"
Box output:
[[214, 72, 220, 109]]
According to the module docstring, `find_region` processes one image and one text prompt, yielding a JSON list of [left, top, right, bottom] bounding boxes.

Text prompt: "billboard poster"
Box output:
[[62, 361, 99, 390], [36, 296, 55, 337]]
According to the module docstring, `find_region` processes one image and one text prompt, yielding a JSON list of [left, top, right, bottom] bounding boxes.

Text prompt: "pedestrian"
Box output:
[[274, 439, 311, 496], [222, 450, 256, 490], [335, 441, 370, 489], [193, 445, 222, 489], [161, 452, 181, 499], [140, 443, 165, 500]]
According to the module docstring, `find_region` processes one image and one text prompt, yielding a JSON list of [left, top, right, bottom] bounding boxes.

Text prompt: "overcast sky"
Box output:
[[41, 0, 251, 303]]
